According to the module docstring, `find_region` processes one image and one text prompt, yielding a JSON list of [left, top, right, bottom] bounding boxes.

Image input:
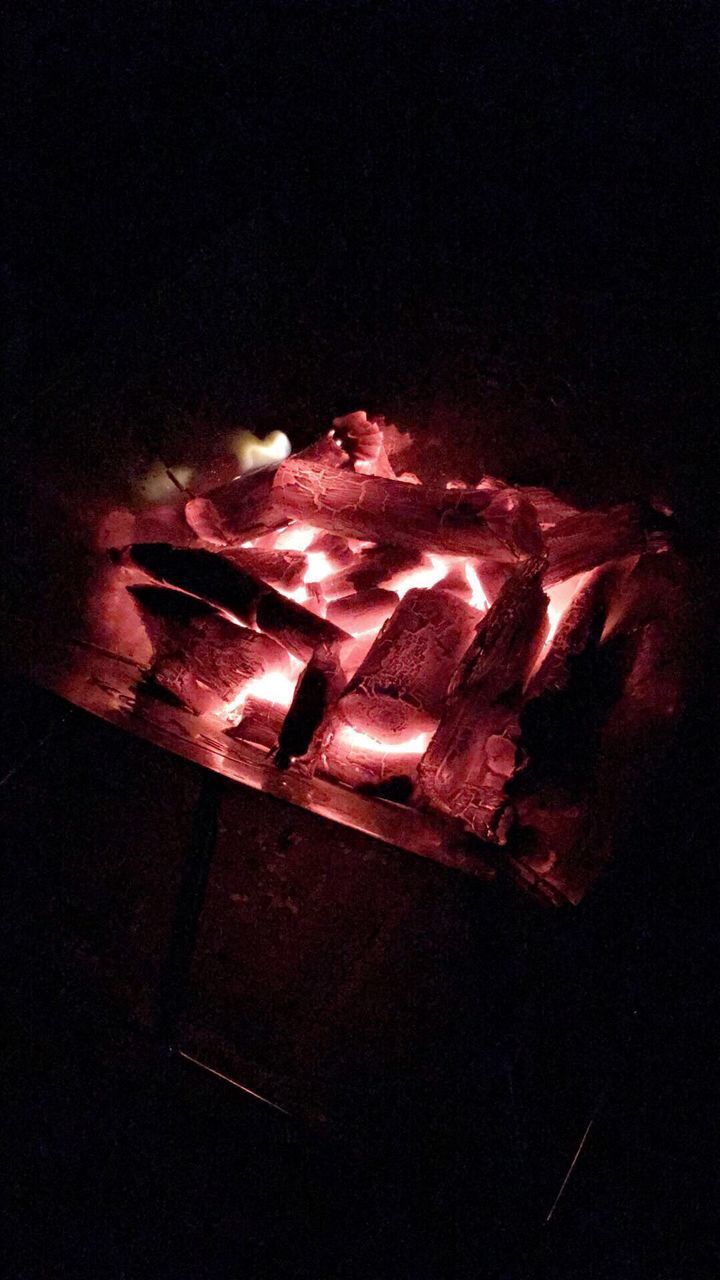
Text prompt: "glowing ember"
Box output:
[[383, 553, 449, 599], [464, 561, 490, 611], [544, 572, 589, 648], [335, 724, 432, 756], [272, 524, 316, 552], [224, 662, 302, 722], [303, 551, 335, 584], [84, 407, 684, 907]]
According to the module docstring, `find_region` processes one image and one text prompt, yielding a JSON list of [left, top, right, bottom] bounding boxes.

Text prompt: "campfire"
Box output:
[[81, 410, 689, 904]]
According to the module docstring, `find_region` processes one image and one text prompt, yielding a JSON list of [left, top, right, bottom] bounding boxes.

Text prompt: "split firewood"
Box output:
[[475, 475, 580, 529], [524, 566, 616, 701], [270, 457, 544, 561], [338, 587, 480, 739], [601, 549, 692, 641], [128, 585, 290, 717], [544, 504, 648, 586], [418, 559, 549, 841], [274, 644, 348, 769], [117, 543, 349, 662], [516, 486, 581, 528]]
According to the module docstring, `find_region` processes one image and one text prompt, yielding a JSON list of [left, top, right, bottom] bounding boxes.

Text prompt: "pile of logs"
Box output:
[[100, 410, 689, 904]]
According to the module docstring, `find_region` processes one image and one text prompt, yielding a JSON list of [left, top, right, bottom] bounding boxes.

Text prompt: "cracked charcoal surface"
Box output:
[[339, 587, 479, 738]]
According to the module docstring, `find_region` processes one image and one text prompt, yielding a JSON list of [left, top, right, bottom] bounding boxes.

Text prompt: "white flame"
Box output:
[[226, 429, 291, 474]]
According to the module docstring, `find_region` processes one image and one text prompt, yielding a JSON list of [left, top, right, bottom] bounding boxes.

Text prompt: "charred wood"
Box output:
[[128, 585, 290, 717], [544, 505, 647, 586], [511, 614, 689, 904], [184, 434, 347, 544], [326, 587, 399, 636], [331, 410, 396, 478], [418, 559, 549, 840], [274, 645, 347, 769], [338, 587, 479, 739], [270, 458, 543, 561], [227, 696, 287, 749], [221, 547, 308, 590], [118, 543, 348, 661], [321, 545, 422, 600]]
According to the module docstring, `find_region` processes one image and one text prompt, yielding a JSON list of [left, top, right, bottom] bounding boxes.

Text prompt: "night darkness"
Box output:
[[4, 4, 718, 1278]]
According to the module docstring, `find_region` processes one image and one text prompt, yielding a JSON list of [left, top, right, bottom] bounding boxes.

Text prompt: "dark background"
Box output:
[[5, 3, 716, 518], [4, 4, 718, 1278]]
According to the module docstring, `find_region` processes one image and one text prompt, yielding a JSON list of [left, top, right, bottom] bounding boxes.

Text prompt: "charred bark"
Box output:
[[544, 505, 647, 586], [270, 457, 543, 561], [274, 644, 347, 769], [338, 587, 479, 739]]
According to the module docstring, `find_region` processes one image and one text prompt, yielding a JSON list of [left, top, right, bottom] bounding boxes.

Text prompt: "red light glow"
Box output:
[[335, 723, 432, 756]]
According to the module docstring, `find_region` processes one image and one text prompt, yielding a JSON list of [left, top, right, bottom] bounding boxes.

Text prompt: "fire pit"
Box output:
[[30, 410, 692, 905]]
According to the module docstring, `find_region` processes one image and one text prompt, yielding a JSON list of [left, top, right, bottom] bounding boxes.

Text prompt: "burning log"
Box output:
[[601, 549, 692, 641], [270, 458, 544, 561], [326, 587, 399, 636], [274, 644, 347, 769], [544, 504, 647, 586], [524, 566, 615, 700], [128, 585, 290, 717], [184, 433, 347, 545], [418, 560, 549, 840], [338, 587, 479, 739], [118, 543, 349, 662]]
